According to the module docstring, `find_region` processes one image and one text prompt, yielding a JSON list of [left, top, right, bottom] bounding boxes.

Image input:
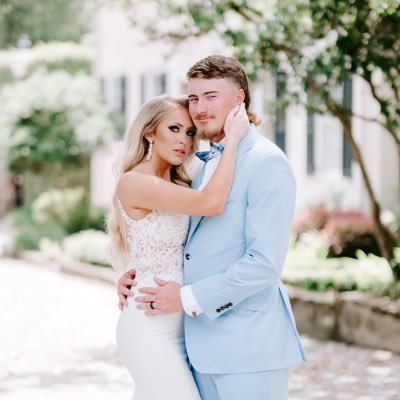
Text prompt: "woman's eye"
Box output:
[[187, 129, 196, 137], [169, 125, 179, 133]]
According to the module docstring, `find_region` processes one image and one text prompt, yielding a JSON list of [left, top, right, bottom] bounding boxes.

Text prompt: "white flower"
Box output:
[[380, 209, 396, 226], [0, 69, 115, 155]]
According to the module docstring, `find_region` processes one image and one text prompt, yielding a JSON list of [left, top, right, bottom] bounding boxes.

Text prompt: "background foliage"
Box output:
[[0, 69, 115, 175], [0, 42, 93, 85], [122, 0, 400, 276], [0, 0, 96, 49], [7, 187, 106, 250]]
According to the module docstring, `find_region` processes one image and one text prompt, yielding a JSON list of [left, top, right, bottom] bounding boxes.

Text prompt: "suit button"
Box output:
[[228, 302, 233, 307], [185, 254, 191, 260], [192, 311, 197, 317], [216, 308, 221, 313]]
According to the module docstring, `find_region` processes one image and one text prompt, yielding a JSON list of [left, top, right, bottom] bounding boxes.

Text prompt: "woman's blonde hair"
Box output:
[[107, 95, 197, 272]]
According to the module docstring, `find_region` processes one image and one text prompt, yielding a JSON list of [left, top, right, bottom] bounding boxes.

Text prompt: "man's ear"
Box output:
[[236, 89, 245, 105]]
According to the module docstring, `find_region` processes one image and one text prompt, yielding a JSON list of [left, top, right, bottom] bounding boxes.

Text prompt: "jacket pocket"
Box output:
[[234, 294, 268, 312]]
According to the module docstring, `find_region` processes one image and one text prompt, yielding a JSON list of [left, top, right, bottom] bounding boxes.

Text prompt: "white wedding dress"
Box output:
[[116, 200, 200, 400]]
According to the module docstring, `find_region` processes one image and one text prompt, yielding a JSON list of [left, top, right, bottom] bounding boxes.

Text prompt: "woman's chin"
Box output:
[[170, 158, 186, 166]]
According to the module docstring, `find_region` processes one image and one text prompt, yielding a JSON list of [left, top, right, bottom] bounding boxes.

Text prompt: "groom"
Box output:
[[118, 55, 306, 399]]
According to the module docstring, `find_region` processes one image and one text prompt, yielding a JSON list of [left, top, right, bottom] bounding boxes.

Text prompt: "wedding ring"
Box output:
[[150, 301, 155, 310]]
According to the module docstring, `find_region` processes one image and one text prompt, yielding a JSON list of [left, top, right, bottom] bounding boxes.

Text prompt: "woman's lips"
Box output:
[[174, 149, 186, 157]]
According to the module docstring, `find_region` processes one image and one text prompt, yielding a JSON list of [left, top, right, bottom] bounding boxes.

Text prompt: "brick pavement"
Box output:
[[0, 258, 399, 400]]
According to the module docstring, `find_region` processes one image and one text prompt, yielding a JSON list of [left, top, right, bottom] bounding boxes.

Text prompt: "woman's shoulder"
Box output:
[[121, 165, 154, 180], [118, 168, 153, 193]]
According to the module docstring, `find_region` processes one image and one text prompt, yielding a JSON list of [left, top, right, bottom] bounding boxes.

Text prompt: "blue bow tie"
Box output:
[[195, 143, 224, 162]]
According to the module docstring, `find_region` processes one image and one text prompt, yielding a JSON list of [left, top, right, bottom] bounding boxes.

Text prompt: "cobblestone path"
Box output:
[[1, 258, 399, 400]]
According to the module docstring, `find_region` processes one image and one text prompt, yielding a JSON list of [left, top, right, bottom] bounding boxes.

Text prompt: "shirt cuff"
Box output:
[[180, 285, 204, 317]]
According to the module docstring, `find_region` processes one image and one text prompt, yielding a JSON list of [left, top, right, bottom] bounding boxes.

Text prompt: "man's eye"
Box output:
[[169, 125, 179, 132], [207, 95, 217, 100], [189, 98, 198, 103], [187, 130, 196, 137]]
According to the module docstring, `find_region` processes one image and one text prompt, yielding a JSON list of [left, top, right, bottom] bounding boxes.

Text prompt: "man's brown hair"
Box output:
[[186, 55, 261, 126]]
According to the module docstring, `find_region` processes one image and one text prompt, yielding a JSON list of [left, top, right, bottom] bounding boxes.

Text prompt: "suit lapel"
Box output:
[[188, 164, 206, 241], [192, 163, 206, 190], [187, 125, 258, 244]]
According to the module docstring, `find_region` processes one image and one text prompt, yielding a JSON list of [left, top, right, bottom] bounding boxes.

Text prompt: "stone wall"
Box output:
[[287, 285, 400, 354]]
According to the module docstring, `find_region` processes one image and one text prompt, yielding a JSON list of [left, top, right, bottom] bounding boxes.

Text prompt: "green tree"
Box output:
[[123, 0, 399, 275], [0, 69, 115, 201], [0, 0, 96, 49]]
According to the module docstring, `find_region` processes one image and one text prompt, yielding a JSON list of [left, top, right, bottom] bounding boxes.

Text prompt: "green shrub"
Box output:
[[283, 248, 394, 294], [382, 281, 400, 299], [6, 206, 67, 250], [7, 187, 106, 250], [32, 187, 106, 234], [0, 69, 115, 175], [63, 229, 110, 266], [0, 42, 93, 85], [15, 222, 67, 250]]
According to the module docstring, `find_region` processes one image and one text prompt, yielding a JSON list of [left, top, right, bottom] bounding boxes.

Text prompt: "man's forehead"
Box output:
[[188, 77, 237, 94]]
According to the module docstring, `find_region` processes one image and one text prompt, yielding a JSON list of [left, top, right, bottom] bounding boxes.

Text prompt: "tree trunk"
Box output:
[[329, 105, 397, 278]]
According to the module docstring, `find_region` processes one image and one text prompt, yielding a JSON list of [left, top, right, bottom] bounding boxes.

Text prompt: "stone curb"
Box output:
[[16, 251, 400, 354], [17, 250, 116, 284], [287, 285, 400, 354]]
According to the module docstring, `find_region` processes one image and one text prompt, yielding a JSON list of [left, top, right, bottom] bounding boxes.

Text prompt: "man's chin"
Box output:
[[199, 128, 223, 142]]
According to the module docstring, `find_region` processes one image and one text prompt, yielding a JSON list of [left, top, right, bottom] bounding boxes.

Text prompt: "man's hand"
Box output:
[[135, 277, 183, 316], [117, 269, 136, 310]]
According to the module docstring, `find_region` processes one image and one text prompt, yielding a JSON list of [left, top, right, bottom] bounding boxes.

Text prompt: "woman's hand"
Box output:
[[117, 269, 136, 310], [223, 102, 249, 144]]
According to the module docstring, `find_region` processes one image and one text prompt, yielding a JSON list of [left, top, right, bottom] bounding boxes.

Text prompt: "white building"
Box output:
[[92, 6, 399, 216]]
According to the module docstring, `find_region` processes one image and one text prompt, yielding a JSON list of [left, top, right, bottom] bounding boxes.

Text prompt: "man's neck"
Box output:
[[213, 132, 225, 144]]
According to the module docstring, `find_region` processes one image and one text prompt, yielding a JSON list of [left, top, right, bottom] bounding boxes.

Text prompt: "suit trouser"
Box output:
[[193, 367, 289, 400]]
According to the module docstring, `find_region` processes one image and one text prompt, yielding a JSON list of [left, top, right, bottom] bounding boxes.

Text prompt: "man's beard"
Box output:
[[197, 126, 223, 142]]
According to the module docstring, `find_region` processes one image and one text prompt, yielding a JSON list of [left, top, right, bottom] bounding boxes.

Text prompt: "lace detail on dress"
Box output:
[[117, 199, 189, 282]]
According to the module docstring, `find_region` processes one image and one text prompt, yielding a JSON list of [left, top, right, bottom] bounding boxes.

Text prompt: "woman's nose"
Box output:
[[178, 133, 190, 146]]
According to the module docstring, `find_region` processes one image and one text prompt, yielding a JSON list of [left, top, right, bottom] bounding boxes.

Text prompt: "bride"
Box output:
[[107, 95, 248, 399]]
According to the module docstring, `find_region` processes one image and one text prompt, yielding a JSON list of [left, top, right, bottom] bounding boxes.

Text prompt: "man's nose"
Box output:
[[196, 98, 207, 113]]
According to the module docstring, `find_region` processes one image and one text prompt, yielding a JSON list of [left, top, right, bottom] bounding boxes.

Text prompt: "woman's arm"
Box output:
[[118, 103, 249, 216]]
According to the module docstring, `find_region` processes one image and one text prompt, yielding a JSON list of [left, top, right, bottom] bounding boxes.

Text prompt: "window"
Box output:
[[275, 72, 287, 152], [100, 76, 127, 115], [140, 73, 167, 104], [307, 110, 315, 174]]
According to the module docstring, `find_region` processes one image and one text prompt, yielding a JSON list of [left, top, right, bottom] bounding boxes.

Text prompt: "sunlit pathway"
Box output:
[[0, 258, 131, 400], [1, 258, 399, 400]]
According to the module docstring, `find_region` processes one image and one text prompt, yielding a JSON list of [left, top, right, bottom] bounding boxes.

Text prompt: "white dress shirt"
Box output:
[[180, 141, 224, 317]]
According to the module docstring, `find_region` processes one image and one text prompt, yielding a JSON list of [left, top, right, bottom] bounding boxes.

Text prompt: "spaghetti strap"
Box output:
[[116, 198, 129, 245], [117, 197, 131, 223]]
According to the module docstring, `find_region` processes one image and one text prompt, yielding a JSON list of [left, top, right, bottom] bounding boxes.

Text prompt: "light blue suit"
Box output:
[[183, 125, 306, 398]]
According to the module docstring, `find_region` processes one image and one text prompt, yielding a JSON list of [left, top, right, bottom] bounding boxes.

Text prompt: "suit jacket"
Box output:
[[183, 125, 306, 374]]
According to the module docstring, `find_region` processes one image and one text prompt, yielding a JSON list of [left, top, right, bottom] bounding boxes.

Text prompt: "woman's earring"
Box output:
[[146, 141, 153, 161]]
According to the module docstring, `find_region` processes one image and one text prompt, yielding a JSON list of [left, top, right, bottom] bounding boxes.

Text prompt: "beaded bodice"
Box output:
[[117, 199, 189, 282]]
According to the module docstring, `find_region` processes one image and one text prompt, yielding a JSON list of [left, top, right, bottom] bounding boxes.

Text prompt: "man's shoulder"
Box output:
[[247, 126, 289, 163]]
